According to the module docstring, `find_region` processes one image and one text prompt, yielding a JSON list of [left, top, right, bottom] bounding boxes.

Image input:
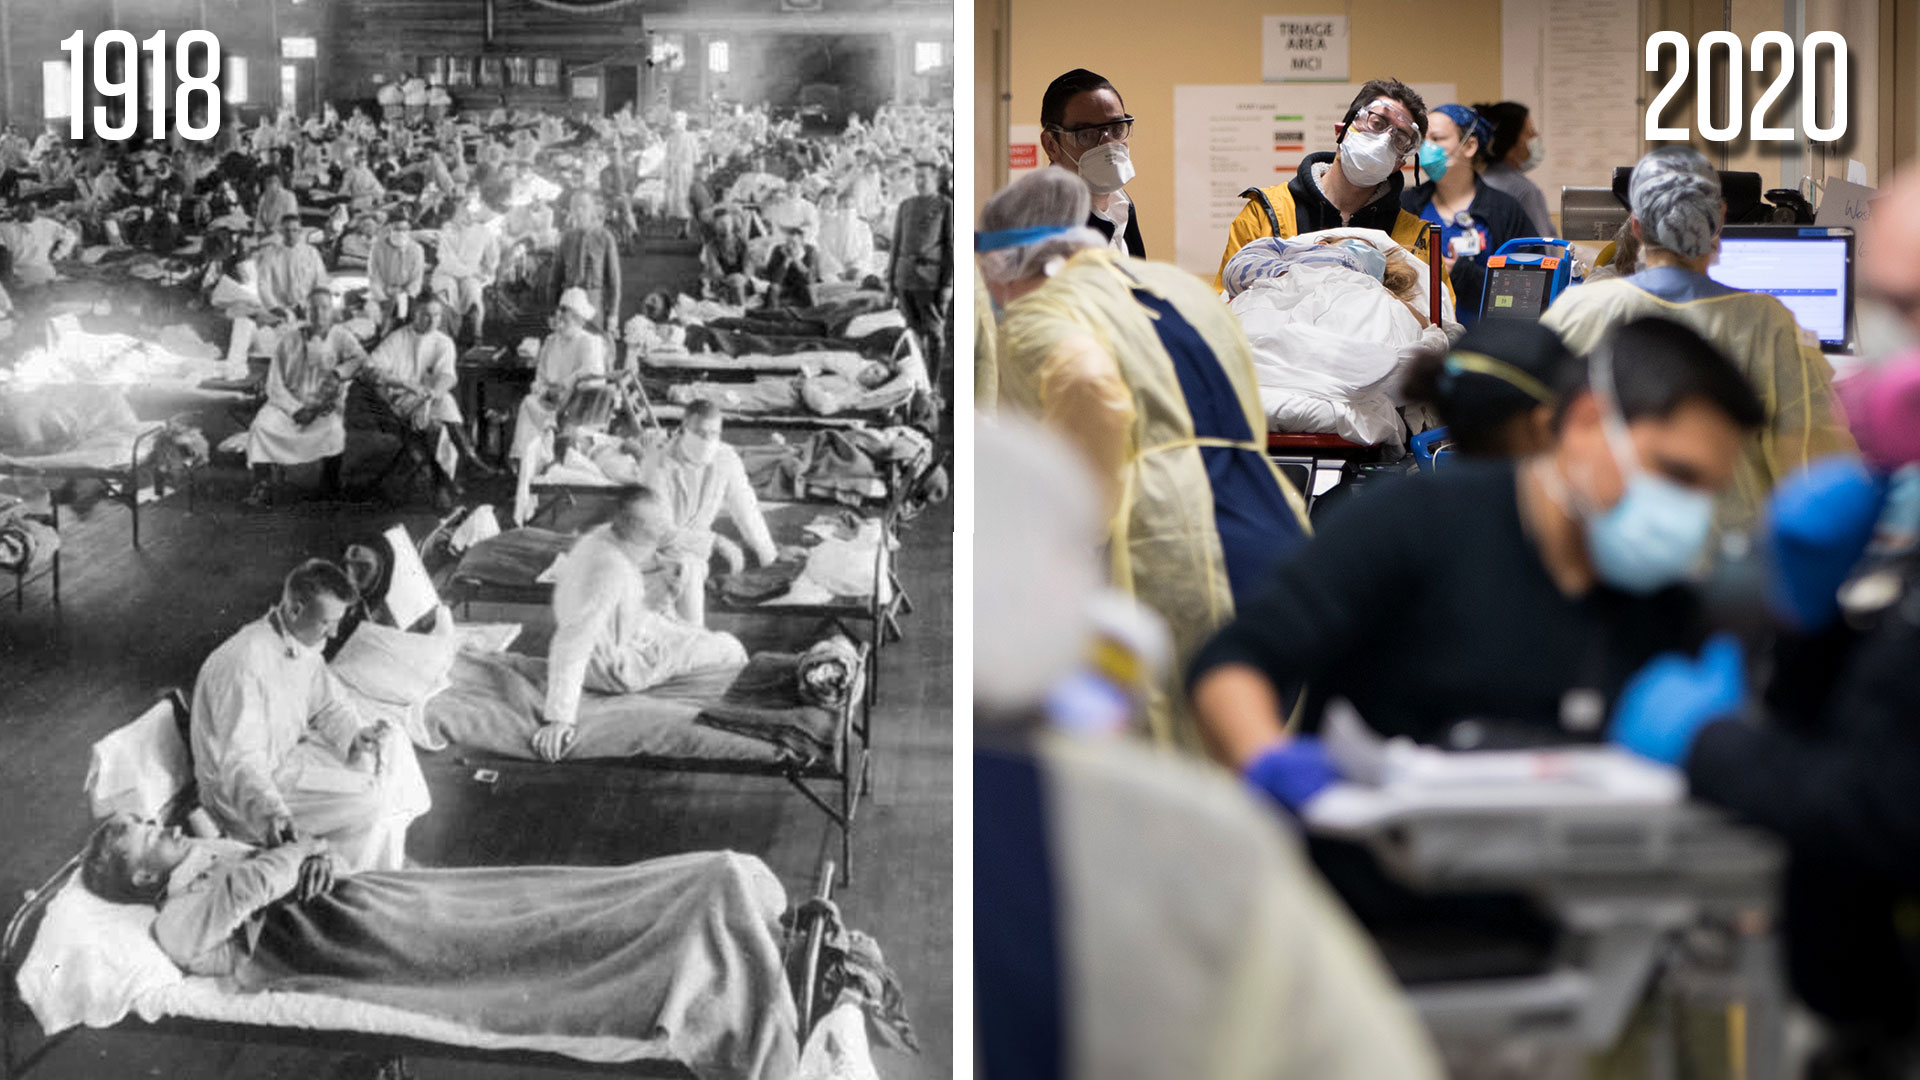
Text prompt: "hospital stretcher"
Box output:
[[0, 697, 860, 1080], [1303, 722, 1787, 1078], [428, 500, 913, 710]]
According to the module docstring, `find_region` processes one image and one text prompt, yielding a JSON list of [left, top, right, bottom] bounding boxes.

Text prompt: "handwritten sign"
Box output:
[[1263, 16, 1349, 82], [1815, 178, 1876, 229]]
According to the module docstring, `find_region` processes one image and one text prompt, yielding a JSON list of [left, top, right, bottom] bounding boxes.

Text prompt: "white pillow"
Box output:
[[15, 876, 183, 1035], [85, 699, 191, 822]]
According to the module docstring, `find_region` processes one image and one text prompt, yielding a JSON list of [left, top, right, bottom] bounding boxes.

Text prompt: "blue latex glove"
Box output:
[[1766, 458, 1889, 631], [1610, 633, 1747, 766], [1244, 736, 1342, 814]]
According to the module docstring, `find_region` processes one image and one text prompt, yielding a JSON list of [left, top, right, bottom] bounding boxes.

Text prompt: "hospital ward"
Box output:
[[973, 0, 1920, 1078], [0, 0, 954, 1077]]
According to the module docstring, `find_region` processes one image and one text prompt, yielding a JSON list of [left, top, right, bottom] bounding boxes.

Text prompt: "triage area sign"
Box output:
[[1263, 15, 1349, 82]]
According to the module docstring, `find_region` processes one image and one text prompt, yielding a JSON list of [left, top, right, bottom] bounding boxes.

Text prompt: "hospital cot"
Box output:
[[429, 498, 913, 710], [416, 515, 884, 883], [0, 691, 863, 1080], [0, 419, 202, 608]]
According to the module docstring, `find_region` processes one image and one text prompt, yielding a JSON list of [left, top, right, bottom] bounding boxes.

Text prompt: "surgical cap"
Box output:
[[1838, 349, 1920, 470], [1432, 104, 1492, 149], [976, 169, 1103, 285], [1221, 236, 1386, 297], [975, 418, 1104, 717], [1628, 147, 1723, 259]]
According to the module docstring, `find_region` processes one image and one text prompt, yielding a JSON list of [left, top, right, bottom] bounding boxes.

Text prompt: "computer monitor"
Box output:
[[1707, 226, 1855, 352]]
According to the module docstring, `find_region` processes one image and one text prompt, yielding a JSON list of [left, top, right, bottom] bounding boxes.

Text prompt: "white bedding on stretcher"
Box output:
[[1229, 228, 1456, 447]]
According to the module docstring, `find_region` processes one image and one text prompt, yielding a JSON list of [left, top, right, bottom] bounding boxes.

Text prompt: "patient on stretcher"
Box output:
[[1224, 229, 1456, 446], [81, 814, 806, 1079]]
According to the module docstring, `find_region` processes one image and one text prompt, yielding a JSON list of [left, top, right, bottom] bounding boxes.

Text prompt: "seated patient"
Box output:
[[639, 398, 782, 625], [246, 286, 368, 506], [536, 486, 749, 761], [81, 814, 804, 1077], [190, 560, 431, 872], [510, 287, 607, 463]]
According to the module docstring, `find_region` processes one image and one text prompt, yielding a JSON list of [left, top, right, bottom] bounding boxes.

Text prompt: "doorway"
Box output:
[[605, 65, 639, 116]]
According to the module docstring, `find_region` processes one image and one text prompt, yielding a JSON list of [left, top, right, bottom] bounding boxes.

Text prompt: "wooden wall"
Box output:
[[0, 0, 951, 134]]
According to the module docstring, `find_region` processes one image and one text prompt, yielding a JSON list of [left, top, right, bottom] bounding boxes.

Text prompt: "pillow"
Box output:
[[85, 699, 191, 822], [331, 605, 460, 707], [15, 876, 184, 1035]]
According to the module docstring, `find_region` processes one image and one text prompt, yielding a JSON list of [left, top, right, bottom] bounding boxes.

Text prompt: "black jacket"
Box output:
[[1087, 202, 1145, 258], [1401, 178, 1535, 321]]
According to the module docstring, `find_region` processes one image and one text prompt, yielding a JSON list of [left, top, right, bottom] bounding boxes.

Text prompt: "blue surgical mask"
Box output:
[[1418, 140, 1450, 182], [1579, 347, 1715, 593], [1584, 469, 1716, 594], [1333, 239, 1388, 282]]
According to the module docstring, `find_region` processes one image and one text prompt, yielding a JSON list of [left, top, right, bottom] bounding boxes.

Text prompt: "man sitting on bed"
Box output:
[[638, 398, 786, 627], [536, 486, 750, 762], [190, 559, 432, 872]]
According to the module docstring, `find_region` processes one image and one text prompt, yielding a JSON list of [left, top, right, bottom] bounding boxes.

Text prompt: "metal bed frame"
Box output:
[[428, 496, 912, 713], [0, 421, 203, 609], [0, 692, 847, 1080], [441, 640, 875, 887]]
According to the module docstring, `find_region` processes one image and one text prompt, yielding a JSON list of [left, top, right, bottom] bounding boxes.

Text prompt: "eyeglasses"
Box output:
[[1048, 116, 1135, 151], [1349, 106, 1419, 155]]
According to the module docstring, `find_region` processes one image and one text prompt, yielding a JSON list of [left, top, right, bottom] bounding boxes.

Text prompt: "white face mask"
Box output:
[[1338, 128, 1403, 188], [1071, 142, 1135, 196], [679, 431, 720, 465], [1522, 135, 1546, 173]]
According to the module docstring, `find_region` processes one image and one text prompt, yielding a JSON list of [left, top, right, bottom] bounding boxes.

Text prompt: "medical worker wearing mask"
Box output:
[[1473, 101, 1555, 237], [1040, 69, 1144, 257], [1191, 317, 1765, 813], [1544, 146, 1854, 539], [980, 167, 1311, 757], [1607, 353, 1920, 1074], [636, 398, 782, 627], [1400, 104, 1533, 324], [1213, 78, 1439, 292]]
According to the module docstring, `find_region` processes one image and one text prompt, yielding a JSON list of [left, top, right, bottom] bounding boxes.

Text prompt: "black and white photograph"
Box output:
[[0, 0, 954, 1077]]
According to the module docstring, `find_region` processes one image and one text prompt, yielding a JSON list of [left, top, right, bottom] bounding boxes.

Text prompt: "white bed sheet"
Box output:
[[132, 976, 665, 1065]]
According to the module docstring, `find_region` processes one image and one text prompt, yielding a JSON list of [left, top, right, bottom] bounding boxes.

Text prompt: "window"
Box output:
[[534, 58, 560, 87], [224, 56, 248, 104], [913, 41, 944, 74], [281, 36, 317, 60], [281, 63, 298, 113], [708, 40, 730, 74], [42, 60, 71, 119]]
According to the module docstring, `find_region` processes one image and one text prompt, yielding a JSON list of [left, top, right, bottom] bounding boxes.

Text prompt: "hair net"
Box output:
[[976, 168, 1106, 285], [1837, 348, 1920, 470], [975, 417, 1104, 717], [1432, 104, 1492, 149], [1628, 146, 1723, 259], [1220, 236, 1385, 297]]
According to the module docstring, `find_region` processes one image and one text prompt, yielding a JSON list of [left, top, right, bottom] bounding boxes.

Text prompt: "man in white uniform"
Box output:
[[246, 287, 368, 505], [360, 297, 470, 507], [638, 399, 781, 626], [431, 195, 501, 343], [510, 287, 607, 463], [366, 212, 426, 330], [533, 487, 749, 762], [255, 214, 331, 318], [190, 560, 431, 872]]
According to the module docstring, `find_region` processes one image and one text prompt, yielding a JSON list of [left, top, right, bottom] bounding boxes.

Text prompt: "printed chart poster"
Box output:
[[1172, 82, 1453, 280]]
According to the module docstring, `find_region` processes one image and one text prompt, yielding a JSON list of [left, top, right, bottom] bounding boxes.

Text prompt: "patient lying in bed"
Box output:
[[81, 814, 801, 1079]]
